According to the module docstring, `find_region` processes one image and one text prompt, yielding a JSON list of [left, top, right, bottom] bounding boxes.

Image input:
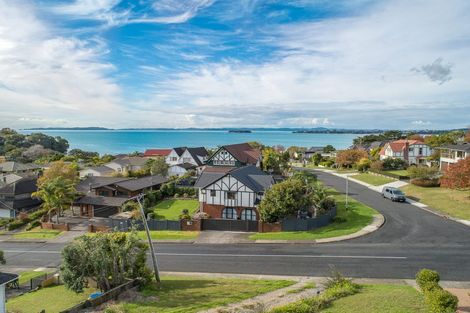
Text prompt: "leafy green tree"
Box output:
[[382, 157, 406, 170], [145, 158, 169, 176], [259, 179, 310, 222], [311, 153, 323, 166], [38, 160, 78, 187], [262, 147, 280, 173], [356, 158, 371, 172], [465, 129, 470, 143], [33, 177, 76, 223], [335, 149, 368, 168], [323, 145, 336, 153], [424, 131, 465, 148], [61, 232, 149, 293]]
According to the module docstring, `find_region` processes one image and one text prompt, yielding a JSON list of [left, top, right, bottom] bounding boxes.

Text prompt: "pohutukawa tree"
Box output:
[[61, 232, 150, 293], [440, 158, 470, 189]]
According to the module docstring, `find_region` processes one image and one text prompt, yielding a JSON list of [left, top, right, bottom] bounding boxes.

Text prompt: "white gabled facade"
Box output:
[[380, 140, 433, 165], [199, 174, 261, 209], [166, 149, 182, 166], [210, 148, 237, 166]]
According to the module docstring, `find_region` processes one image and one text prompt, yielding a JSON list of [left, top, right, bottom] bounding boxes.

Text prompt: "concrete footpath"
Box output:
[[314, 168, 470, 228]]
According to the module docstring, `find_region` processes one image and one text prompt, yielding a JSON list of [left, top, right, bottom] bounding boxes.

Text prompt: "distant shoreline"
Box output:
[[23, 127, 466, 135]]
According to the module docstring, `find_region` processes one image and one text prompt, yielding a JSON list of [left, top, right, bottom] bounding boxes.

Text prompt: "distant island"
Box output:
[[23, 127, 467, 135], [228, 130, 252, 133]]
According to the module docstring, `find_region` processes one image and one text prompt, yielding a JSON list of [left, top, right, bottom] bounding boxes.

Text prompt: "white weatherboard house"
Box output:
[[438, 142, 470, 170], [380, 140, 432, 165], [194, 165, 274, 220], [166, 147, 208, 177]]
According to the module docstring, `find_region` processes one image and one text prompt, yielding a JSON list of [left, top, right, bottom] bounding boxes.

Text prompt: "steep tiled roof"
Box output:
[[186, 147, 208, 166], [115, 175, 168, 192], [0, 162, 41, 173], [215, 143, 261, 165], [173, 147, 187, 157], [144, 149, 172, 157], [386, 140, 425, 152]]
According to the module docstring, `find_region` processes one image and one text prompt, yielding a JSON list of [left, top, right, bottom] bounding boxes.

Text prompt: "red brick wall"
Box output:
[[180, 219, 201, 231], [41, 222, 70, 231], [88, 224, 110, 233], [258, 222, 282, 233]]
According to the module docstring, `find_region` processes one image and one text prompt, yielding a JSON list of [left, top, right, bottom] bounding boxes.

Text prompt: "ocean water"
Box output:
[[20, 130, 360, 155]]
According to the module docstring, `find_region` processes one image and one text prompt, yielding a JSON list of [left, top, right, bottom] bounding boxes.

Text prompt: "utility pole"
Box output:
[[345, 175, 349, 210], [136, 194, 161, 283]]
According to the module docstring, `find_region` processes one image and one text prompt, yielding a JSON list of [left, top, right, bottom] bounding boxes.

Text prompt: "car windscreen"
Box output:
[[392, 190, 404, 195]]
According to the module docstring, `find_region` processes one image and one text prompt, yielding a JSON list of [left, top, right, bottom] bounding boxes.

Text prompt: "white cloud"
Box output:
[[412, 120, 431, 126], [0, 0, 123, 128], [142, 0, 470, 128]]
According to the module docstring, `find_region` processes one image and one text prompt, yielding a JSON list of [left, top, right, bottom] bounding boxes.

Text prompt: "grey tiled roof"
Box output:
[[0, 272, 18, 285], [115, 175, 168, 192], [0, 162, 41, 173], [74, 195, 129, 207], [440, 142, 470, 151]]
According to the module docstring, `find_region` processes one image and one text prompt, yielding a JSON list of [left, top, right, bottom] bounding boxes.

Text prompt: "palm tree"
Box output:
[[33, 177, 76, 223]]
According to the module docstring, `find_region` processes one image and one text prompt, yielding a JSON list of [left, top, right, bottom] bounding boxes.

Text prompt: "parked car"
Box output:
[[382, 186, 406, 202]]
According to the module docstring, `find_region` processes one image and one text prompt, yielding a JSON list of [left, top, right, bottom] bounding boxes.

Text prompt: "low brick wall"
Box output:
[[258, 222, 282, 233], [41, 222, 70, 231], [60, 279, 140, 313], [181, 219, 201, 231], [88, 224, 111, 233]]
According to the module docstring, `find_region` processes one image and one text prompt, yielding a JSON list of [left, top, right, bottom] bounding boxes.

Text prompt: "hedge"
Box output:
[[416, 269, 458, 313], [410, 178, 440, 187]]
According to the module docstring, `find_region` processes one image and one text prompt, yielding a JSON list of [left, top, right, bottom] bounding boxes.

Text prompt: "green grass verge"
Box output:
[[112, 276, 294, 313], [382, 169, 410, 177], [249, 189, 377, 240], [321, 284, 426, 313], [351, 173, 396, 186], [7, 285, 96, 313], [286, 282, 316, 294], [18, 270, 51, 285], [401, 184, 470, 220], [12, 227, 62, 239], [136, 230, 199, 240], [153, 199, 199, 220]]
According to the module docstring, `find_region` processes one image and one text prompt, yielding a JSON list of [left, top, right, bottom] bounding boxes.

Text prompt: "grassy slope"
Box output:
[[12, 227, 62, 239], [250, 189, 377, 240], [153, 199, 199, 220], [351, 173, 396, 186], [117, 276, 294, 313], [401, 184, 470, 220], [322, 284, 426, 313], [383, 169, 410, 177], [18, 270, 51, 285], [137, 230, 199, 240], [7, 285, 96, 313]]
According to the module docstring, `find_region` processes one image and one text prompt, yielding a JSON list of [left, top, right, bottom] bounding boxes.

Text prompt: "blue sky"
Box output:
[[0, 0, 469, 129]]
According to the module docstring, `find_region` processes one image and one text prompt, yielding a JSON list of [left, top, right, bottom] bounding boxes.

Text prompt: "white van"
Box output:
[[382, 187, 406, 202]]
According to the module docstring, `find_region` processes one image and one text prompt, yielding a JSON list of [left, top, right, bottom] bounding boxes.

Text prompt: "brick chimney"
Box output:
[[403, 141, 410, 163]]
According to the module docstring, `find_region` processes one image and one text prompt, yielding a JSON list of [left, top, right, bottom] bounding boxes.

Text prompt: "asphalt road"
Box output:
[[1, 170, 469, 280]]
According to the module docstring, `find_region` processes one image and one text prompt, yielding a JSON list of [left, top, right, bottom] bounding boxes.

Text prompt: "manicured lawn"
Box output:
[[113, 276, 295, 313], [137, 230, 199, 240], [401, 184, 470, 220], [351, 172, 396, 186], [383, 169, 410, 177], [12, 227, 62, 239], [321, 284, 426, 313], [249, 189, 378, 240], [18, 270, 51, 285], [153, 199, 199, 220], [7, 285, 96, 313]]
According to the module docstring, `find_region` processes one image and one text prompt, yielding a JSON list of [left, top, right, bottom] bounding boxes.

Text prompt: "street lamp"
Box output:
[[135, 194, 161, 283], [345, 175, 349, 210]]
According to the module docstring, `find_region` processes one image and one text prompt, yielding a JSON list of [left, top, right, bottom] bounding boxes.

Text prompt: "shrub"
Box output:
[[370, 160, 384, 172], [356, 158, 371, 172], [382, 157, 406, 170], [440, 157, 470, 189], [425, 288, 458, 313], [408, 166, 440, 180], [173, 193, 180, 198], [336, 149, 368, 168], [122, 201, 139, 212], [411, 178, 440, 187], [7, 219, 30, 231], [193, 212, 210, 219], [319, 159, 335, 167], [26, 220, 41, 231], [416, 269, 440, 291]]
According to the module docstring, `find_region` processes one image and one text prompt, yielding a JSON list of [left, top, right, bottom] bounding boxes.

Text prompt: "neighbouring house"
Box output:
[[0, 175, 40, 218], [104, 156, 148, 174], [379, 140, 433, 165], [79, 165, 115, 178], [73, 175, 168, 217], [73, 195, 130, 218], [0, 162, 41, 175], [1, 272, 19, 313], [205, 143, 261, 167], [195, 165, 274, 220], [303, 147, 325, 160], [166, 147, 209, 176], [438, 142, 470, 170], [144, 149, 172, 158]]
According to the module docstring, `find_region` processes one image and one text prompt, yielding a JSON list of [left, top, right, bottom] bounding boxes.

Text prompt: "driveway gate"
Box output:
[[201, 219, 258, 232]]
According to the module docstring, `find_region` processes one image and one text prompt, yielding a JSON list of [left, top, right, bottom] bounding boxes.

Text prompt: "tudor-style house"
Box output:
[[438, 142, 470, 170], [194, 165, 274, 220], [205, 143, 261, 167], [379, 139, 432, 165]]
